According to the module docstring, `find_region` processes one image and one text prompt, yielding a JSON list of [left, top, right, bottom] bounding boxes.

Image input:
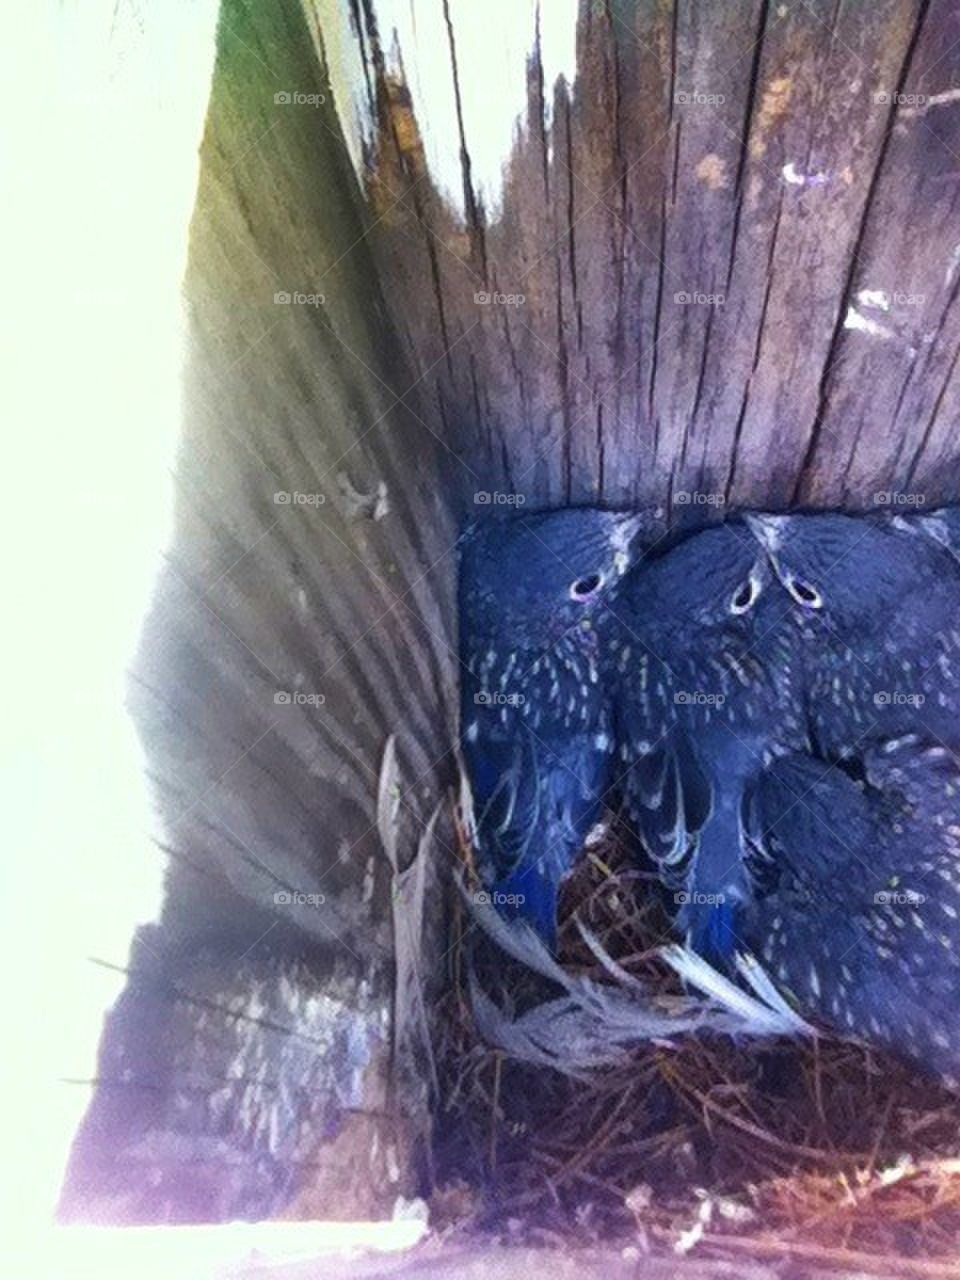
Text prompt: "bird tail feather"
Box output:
[[462, 882, 813, 1076]]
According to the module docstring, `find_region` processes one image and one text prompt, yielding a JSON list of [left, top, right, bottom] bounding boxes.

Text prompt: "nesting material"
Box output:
[[430, 820, 960, 1273]]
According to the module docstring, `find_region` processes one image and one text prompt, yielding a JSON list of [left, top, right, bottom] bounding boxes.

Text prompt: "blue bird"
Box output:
[[459, 507, 647, 944], [745, 511, 960, 756], [741, 739, 960, 1088], [611, 521, 806, 964]]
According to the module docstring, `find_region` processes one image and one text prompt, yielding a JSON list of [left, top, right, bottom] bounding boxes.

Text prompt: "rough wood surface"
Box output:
[[329, 0, 960, 514], [64, 0, 960, 1232]]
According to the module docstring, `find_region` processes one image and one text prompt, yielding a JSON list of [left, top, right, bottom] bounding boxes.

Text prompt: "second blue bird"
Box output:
[[610, 520, 806, 963]]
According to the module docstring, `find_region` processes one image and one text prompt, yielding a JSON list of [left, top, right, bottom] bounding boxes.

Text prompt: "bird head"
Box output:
[[629, 522, 770, 631], [459, 507, 649, 657], [745, 511, 927, 631]]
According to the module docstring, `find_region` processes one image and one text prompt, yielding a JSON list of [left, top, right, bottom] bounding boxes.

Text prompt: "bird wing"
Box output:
[[463, 707, 612, 940], [620, 725, 711, 881], [742, 754, 875, 898], [463, 722, 540, 879]]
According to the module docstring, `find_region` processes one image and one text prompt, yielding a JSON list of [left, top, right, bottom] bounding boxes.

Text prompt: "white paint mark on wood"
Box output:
[[857, 287, 891, 311], [781, 161, 829, 187], [843, 305, 895, 340]]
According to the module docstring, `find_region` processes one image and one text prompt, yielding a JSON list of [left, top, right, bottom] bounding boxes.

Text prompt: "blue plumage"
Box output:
[[609, 521, 805, 963], [459, 507, 646, 944], [745, 511, 960, 753], [741, 739, 960, 1087], [461, 499, 960, 1086]]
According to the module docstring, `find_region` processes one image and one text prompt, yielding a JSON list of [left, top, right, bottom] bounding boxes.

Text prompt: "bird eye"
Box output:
[[729, 575, 759, 615], [569, 572, 604, 601], [786, 573, 823, 609]]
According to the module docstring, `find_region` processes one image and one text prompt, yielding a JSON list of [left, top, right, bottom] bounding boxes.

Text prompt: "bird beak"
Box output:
[[609, 511, 649, 571], [752, 556, 772, 587], [612, 511, 647, 543], [745, 513, 789, 554]]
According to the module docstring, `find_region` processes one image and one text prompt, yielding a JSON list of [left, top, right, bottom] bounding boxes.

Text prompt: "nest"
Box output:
[[428, 819, 960, 1275]]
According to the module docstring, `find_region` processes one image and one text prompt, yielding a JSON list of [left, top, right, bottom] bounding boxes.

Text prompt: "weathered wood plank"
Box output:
[[800, 0, 960, 507], [59, 933, 399, 1223], [713, 0, 921, 507]]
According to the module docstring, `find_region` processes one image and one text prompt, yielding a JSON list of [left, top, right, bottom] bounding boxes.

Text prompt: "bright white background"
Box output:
[[2, 0, 220, 1262]]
